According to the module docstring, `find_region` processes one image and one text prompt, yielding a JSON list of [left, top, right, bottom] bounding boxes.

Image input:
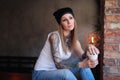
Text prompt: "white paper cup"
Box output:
[[87, 54, 98, 61]]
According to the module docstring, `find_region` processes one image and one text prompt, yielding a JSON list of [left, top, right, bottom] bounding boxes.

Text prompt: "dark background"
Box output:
[[0, 0, 101, 79], [0, 0, 99, 57]]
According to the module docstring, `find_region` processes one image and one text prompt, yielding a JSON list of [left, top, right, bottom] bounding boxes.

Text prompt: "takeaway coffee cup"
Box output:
[[87, 53, 98, 61]]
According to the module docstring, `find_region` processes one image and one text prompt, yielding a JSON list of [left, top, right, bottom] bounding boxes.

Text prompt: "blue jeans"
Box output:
[[32, 58, 95, 80]]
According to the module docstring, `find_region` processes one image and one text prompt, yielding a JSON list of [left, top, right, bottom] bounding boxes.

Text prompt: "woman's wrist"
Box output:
[[81, 52, 87, 60], [77, 61, 84, 68]]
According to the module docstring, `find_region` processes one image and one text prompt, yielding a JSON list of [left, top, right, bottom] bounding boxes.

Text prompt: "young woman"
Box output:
[[32, 7, 99, 80]]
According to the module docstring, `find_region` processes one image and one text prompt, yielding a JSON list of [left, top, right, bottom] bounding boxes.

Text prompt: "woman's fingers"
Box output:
[[79, 58, 98, 68], [95, 48, 100, 54], [88, 60, 98, 68], [88, 47, 92, 55], [88, 44, 100, 55]]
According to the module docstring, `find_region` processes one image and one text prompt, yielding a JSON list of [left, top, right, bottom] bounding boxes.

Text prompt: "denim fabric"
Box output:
[[32, 69, 77, 80], [32, 58, 95, 80], [70, 68, 95, 80], [69, 58, 95, 80]]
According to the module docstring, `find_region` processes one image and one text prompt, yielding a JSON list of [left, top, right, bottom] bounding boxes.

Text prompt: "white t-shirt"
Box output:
[[34, 31, 72, 71]]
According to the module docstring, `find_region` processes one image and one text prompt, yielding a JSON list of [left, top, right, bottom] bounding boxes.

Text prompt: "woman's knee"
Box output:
[[80, 68, 92, 73], [62, 69, 77, 80], [79, 68, 95, 80]]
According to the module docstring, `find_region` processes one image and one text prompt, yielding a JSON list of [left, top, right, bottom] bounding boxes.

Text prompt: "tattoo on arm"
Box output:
[[49, 33, 67, 69]]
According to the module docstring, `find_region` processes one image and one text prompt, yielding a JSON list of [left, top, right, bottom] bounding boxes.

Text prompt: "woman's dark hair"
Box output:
[[53, 7, 74, 24]]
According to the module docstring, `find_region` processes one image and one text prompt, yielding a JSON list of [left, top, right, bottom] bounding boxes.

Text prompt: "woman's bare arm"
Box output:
[[49, 33, 67, 69], [74, 40, 85, 58], [77, 43, 99, 68]]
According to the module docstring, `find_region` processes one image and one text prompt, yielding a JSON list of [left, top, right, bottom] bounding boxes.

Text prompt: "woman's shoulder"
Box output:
[[48, 31, 59, 40], [48, 31, 59, 36], [50, 30, 58, 34]]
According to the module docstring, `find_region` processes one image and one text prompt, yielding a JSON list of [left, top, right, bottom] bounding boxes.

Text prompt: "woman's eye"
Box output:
[[69, 16, 73, 19], [62, 19, 67, 22]]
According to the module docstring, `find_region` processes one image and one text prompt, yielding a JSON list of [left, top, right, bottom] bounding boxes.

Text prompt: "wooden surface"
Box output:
[[0, 72, 31, 80]]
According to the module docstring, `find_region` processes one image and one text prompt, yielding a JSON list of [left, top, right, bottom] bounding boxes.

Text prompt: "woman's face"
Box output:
[[60, 13, 75, 32]]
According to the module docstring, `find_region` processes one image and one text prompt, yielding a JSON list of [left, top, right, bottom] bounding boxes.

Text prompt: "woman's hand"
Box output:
[[87, 44, 100, 55], [78, 44, 100, 68], [78, 58, 98, 68]]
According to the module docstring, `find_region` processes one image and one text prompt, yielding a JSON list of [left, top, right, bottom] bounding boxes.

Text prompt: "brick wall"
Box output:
[[104, 0, 120, 80]]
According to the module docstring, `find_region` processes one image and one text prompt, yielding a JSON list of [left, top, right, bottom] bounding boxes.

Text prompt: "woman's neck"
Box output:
[[63, 31, 71, 37], [63, 31, 71, 48]]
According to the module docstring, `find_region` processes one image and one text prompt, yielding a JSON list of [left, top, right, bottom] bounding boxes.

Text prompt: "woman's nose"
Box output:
[[67, 20, 71, 24]]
